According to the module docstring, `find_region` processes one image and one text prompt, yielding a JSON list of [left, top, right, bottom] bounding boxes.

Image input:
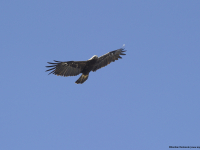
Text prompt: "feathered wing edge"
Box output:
[[46, 60, 62, 75], [92, 48, 126, 72], [45, 60, 85, 77]]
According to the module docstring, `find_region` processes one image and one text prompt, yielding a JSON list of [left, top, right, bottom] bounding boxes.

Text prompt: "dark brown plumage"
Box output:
[[46, 47, 126, 84]]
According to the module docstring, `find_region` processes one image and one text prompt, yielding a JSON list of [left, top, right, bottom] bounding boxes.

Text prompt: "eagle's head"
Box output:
[[88, 55, 98, 60]]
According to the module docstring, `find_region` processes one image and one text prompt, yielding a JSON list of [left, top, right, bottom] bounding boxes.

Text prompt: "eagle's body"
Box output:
[[46, 47, 126, 84], [81, 55, 98, 74]]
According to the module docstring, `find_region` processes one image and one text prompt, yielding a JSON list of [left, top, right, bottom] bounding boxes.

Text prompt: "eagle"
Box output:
[[46, 46, 126, 84]]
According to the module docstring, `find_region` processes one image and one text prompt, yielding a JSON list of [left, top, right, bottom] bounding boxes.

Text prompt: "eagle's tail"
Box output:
[[75, 74, 89, 84]]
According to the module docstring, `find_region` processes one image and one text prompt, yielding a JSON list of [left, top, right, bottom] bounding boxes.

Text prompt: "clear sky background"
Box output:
[[1, 1, 200, 150]]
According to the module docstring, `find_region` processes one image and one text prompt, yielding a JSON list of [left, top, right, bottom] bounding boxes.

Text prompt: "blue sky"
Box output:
[[1, 1, 200, 150]]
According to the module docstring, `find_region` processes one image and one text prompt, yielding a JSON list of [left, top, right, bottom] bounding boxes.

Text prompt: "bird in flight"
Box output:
[[46, 45, 126, 84]]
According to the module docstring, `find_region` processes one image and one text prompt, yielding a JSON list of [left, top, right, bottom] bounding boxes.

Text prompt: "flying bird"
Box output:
[[46, 46, 126, 84]]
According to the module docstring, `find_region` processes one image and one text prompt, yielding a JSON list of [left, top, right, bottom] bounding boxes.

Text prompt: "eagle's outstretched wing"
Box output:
[[46, 60, 87, 77], [92, 48, 126, 72]]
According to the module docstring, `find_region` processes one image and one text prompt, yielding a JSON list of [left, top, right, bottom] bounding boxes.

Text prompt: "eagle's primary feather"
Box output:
[[46, 46, 126, 84]]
